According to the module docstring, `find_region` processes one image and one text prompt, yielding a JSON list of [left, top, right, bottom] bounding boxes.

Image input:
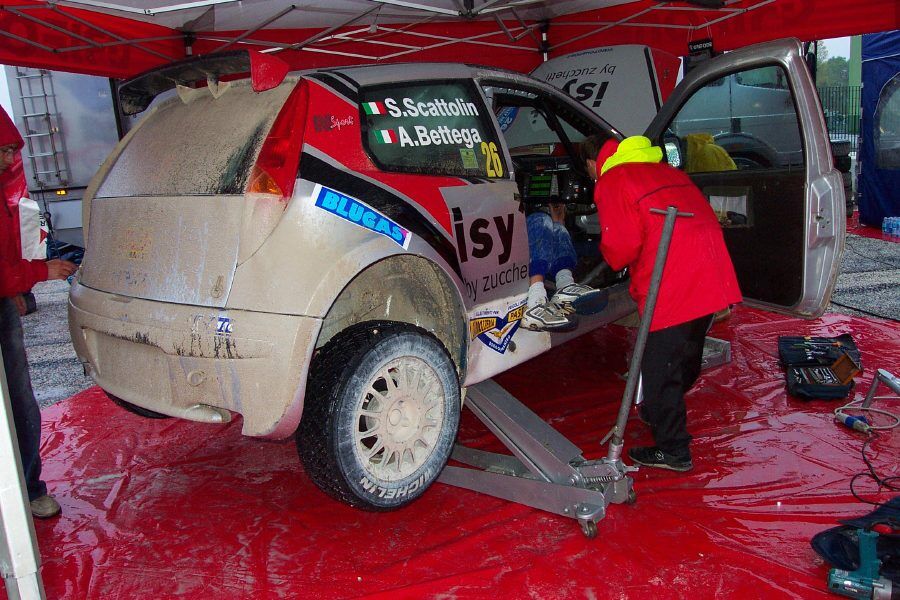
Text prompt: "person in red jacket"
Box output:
[[583, 135, 742, 472], [1, 106, 76, 517]]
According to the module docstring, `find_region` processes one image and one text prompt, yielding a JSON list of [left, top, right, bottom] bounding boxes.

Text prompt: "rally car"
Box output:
[[69, 39, 843, 510]]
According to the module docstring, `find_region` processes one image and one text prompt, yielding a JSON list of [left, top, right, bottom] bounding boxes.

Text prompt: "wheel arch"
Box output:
[[713, 132, 778, 167], [316, 254, 469, 380]]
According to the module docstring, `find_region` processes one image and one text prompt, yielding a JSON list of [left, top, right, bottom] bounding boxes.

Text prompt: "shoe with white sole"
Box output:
[[522, 301, 576, 332], [551, 284, 608, 315]]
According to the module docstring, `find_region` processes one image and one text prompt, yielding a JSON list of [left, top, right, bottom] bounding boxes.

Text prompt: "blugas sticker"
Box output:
[[313, 184, 412, 249]]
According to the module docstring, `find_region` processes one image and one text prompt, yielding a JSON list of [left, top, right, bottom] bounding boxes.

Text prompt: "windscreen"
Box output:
[[96, 79, 296, 198]]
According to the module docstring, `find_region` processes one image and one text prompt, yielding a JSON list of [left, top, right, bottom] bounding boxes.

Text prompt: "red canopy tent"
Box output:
[[1, 0, 898, 79]]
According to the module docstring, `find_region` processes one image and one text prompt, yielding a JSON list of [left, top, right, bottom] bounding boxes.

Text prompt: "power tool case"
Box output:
[[777, 334, 862, 400], [811, 497, 900, 582]]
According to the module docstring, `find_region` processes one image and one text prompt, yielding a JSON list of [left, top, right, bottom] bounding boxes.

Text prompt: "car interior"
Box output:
[[482, 83, 624, 290]]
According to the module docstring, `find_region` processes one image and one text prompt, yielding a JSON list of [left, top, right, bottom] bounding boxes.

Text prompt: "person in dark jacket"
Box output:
[[1, 106, 76, 517], [584, 135, 742, 472]]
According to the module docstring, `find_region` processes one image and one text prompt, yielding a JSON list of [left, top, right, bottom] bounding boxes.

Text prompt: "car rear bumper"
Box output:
[[67, 280, 322, 439]]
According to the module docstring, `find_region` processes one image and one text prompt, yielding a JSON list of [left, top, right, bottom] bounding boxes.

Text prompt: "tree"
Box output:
[[818, 57, 850, 87], [814, 41, 849, 86]]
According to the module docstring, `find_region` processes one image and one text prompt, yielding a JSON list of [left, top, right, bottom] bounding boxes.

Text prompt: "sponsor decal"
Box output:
[[215, 316, 233, 335], [313, 114, 355, 132], [190, 314, 234, 336], [544, 63, 617, 83], [543, 64, 616, 108], [313, 184, 412, 249], [469, 298, 527, 354], [497, 106, 519, 132], [451, 207, 524, 303], [462, 262, 528, 303], [363, 101, 387, 115], [452, 208, 515, 266], [564, 79, 609, 108]]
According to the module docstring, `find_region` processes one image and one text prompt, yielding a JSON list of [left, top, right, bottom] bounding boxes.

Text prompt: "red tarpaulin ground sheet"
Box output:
[[25, 307, 899, 599]]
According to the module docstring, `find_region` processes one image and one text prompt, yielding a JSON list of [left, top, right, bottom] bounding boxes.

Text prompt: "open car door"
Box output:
[[645, 38, 844, 318]]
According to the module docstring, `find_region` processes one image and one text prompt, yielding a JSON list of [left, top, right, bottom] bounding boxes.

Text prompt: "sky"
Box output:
[[823, 36, 851, 59]]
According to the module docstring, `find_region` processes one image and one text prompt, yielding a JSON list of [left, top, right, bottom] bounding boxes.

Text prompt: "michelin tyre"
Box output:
[[297, 321, 460, 510]]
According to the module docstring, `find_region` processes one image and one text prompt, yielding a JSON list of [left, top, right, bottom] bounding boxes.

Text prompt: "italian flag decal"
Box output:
[[375, 129, 398, 144], [363, 101, 387, 115]]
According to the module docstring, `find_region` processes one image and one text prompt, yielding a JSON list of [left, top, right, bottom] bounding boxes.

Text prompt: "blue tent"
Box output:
[[859, 31, 900, 226]]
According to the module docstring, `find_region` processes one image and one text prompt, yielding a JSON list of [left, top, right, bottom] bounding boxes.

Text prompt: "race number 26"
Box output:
[[481, 141, 504, 178]]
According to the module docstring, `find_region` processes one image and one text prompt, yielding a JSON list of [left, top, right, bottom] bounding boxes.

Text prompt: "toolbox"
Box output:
[[778, 334, 862, 400]]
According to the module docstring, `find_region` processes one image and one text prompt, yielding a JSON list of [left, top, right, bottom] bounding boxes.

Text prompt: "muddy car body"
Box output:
[[69, 39, 843, 509]]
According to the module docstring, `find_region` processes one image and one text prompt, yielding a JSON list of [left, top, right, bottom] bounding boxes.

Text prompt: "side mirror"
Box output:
[[664, 134, 683, 168]]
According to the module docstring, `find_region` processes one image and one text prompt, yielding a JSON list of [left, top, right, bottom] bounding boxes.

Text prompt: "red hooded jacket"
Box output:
[[595, 139, 742, 331], [1, 107, 48, 298]]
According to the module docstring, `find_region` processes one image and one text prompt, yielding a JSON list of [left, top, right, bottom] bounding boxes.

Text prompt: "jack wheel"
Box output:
[[579, 520, 598, 539], [626, 489, 637, 505]]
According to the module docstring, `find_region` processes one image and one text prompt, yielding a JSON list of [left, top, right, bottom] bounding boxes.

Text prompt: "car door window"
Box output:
[[665, 65, 804, 173], [660, 64, 809, 307], [483, 84, 599, 205], [359, 80, 506, 178]]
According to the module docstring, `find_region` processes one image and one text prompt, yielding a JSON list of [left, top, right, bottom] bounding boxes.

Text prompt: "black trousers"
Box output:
[[0, 297, 46, 501], [639, 314, 713, 460]]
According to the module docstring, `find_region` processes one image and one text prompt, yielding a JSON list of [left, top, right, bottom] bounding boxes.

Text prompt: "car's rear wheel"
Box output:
[[297, 321, 460, 510], [105, 391, 171, 419]]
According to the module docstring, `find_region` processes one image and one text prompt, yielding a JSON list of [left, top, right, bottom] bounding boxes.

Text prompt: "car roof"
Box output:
[[307, 62, 530, 87]]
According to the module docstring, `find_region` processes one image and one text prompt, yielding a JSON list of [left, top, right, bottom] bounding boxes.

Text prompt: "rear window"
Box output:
[[360, 80, 507, 178], [96, 79, 296, 198]]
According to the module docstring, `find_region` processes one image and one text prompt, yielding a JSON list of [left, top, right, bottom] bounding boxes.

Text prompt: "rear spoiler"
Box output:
[[118, 50, 290, 115]]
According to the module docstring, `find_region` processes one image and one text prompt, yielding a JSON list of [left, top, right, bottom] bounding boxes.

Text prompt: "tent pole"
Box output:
[[48, 6, 177, 61], [0, 346, 45, 600]]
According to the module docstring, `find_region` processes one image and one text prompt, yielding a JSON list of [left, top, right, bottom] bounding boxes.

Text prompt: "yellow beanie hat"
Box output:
[[600, 135, 663, 175]]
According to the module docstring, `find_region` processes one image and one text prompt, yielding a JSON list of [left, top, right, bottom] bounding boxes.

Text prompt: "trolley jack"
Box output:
[[439, 206, 691, 538], [439, 379, 637, 538]]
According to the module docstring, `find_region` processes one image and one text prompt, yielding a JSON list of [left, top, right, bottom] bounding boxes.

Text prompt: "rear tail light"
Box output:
[[239, 80, 308, 264], [247, 80, 308, 200]]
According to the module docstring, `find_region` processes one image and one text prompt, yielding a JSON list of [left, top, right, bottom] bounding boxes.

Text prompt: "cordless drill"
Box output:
[[828, 526, 898, 599]]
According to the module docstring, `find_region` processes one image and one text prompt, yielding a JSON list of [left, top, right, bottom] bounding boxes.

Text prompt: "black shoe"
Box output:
[[628, 446, 693, 472]]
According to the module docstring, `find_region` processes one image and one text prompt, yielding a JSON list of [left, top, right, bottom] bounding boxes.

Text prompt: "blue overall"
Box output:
[[526, 211, 577, 280]]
